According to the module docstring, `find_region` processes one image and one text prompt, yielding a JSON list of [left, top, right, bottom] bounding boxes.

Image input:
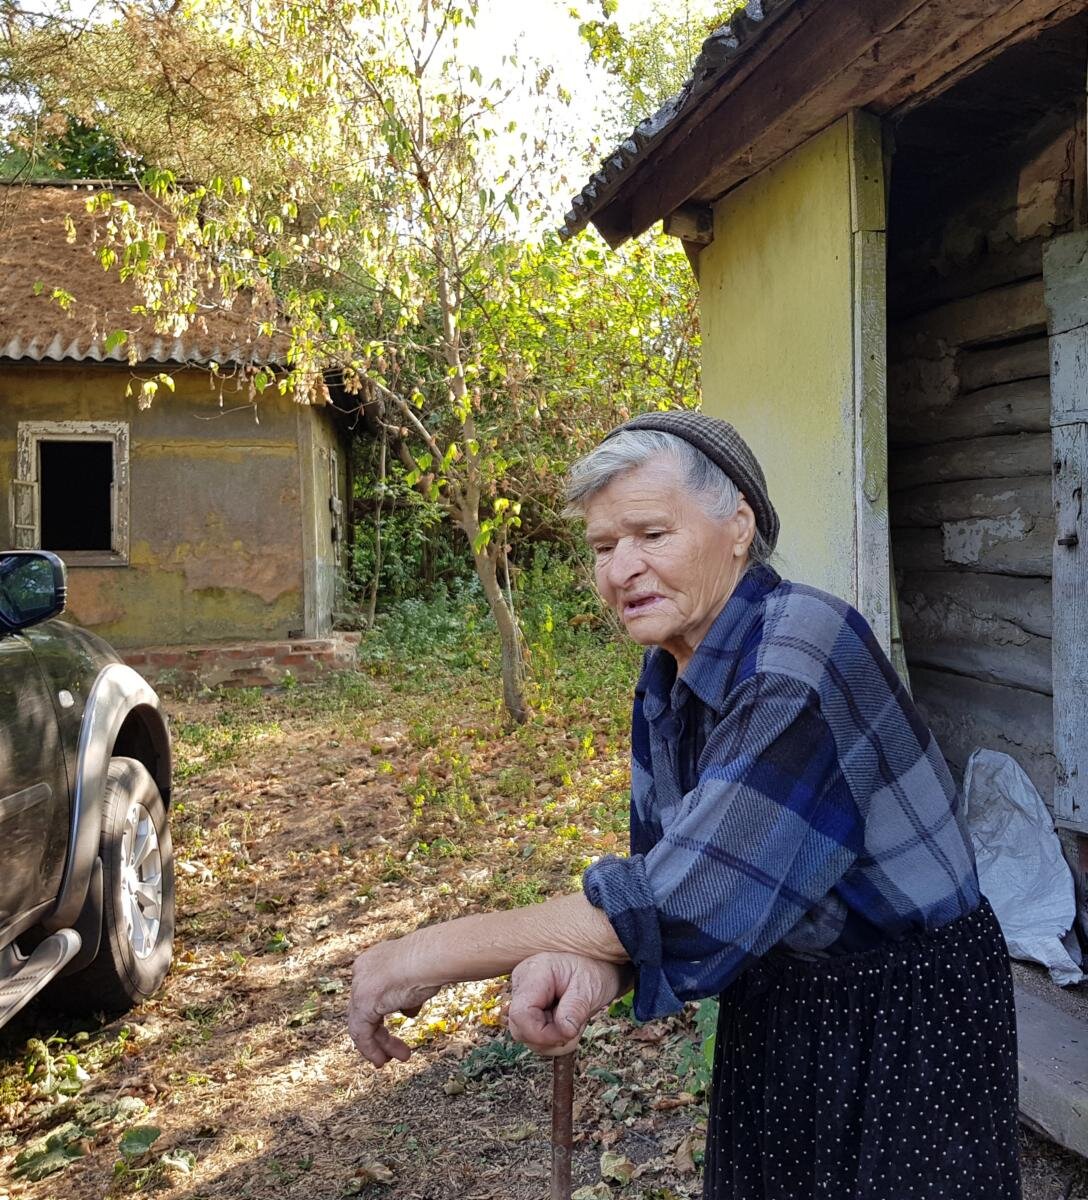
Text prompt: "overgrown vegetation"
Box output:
[[0, 3, 740, 1191], [0, 569, 723, 1197], [0, 0, 707, 721]]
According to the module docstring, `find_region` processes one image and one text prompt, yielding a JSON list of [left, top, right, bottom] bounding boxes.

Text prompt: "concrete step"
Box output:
[[1016, 982, 1088, 1158]]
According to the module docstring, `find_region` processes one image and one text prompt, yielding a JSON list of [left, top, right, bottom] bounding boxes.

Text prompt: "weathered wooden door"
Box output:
[[1043, 232, 1088, 830]]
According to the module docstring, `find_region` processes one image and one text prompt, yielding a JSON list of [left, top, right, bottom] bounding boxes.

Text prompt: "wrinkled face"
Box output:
[[584, 461, 755, 671]]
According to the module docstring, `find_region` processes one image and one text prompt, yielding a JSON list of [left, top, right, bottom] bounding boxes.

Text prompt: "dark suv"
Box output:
[[0, 550, 174, 1029]]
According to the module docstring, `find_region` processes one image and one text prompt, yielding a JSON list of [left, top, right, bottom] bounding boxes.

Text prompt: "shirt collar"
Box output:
[[639, 564, 780, 721]]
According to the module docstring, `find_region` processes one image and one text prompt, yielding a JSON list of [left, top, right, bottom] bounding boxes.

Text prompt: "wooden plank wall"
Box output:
[[887, 121, 1078, 804]]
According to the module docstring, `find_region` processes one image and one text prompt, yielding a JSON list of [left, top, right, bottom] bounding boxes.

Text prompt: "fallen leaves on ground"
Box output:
[[0, 665, 709, 1199]]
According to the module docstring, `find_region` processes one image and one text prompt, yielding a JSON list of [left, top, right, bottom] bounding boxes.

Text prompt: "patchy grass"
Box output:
[[0, 597, 712, 1200], [1, 585, 1080, 1200]]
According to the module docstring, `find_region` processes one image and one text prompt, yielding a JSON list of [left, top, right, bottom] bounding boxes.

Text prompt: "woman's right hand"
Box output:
[[507, 953, 631, 1055]]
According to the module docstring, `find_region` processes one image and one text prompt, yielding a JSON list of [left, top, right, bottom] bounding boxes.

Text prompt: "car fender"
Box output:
[[46, 663, 170, 931]]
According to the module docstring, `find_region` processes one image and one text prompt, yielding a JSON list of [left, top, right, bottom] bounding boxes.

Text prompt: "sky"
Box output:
[[460, 0, 720, 219], [45, 0, 722, 224]]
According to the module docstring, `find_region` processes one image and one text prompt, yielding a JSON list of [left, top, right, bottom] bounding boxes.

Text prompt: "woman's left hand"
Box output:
[[508, 952, 631, 1055], [348, 940, 441, 1067]]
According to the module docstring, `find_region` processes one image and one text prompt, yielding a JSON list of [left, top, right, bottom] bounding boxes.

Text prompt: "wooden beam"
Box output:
[[1044, 229, 1088, 827], [889, 278, 1047, 356], [894, 523, 1054, 576], [891, 476, 1054, 527], [910, 666, 1056, 803], [888, 377, 1051, 445], [1075, 100, 1088, 229], [587, 0, 820, 245], [850, 109, 891, 654], [680, 239, 703, 282], [959, 337, 1051, 392], [663, 204, 714, 244], [900, 569, 1053, 637], [899, 583, 1053, 693], [616, 0, 1076, 242], [878, 0, 1088, 117], [891, 430, 1051, 491]]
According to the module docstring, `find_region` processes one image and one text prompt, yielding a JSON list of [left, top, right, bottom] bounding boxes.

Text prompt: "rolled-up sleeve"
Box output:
[[583, 671, 861, 1021]]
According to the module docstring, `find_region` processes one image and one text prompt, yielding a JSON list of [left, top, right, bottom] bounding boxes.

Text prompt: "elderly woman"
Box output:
[[349, 411, 1020, 1199]]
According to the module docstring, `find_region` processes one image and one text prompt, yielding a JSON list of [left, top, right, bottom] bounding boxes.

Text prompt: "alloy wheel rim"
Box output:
[[120, 801, 163, 960]]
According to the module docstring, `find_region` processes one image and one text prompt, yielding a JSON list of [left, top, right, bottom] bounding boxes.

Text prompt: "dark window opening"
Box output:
[[39, 440, 114, 551]]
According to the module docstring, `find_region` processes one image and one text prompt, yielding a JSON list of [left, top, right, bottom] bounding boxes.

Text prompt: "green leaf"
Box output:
[[103, 329, 128, 353], [12, 1123, 87, 1180], [118, 1126, 161, 1160], [287, 997, 320, 1027]]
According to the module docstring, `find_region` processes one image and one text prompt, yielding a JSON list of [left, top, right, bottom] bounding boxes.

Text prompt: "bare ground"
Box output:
[[0, 667, 1085, 1200]]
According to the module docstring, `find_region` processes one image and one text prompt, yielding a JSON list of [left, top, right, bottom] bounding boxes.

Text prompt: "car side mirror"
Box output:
[[0, 551, 67, 631]]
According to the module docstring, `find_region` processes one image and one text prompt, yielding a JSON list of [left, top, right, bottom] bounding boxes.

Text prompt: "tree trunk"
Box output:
[[366, 428, 386, 628], [434, 258, 527, 722], [473, 542, 528, 724]]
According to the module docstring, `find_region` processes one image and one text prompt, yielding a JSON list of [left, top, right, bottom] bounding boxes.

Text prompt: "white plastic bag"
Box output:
[[963, 748, 1084, 987]]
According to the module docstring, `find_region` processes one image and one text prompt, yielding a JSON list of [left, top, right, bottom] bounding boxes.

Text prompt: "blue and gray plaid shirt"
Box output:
[[583, 564, 980, 1021]]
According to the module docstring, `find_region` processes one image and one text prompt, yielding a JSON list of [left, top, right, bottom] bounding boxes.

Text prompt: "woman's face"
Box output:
[[584, 461, 756, 670]]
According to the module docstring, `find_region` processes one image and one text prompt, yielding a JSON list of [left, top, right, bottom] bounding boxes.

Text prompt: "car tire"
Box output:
[[63, 756, 175, 1015]]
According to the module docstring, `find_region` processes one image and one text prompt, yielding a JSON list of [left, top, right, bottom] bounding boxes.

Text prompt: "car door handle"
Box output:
[[0, 782, 51, 824]]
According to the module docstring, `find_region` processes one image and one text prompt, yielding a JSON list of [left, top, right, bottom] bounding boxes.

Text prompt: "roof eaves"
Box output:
[[560, 0, 796, 245]]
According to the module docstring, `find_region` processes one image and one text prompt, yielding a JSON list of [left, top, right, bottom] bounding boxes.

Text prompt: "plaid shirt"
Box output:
[[583, 564, 980, 1021]]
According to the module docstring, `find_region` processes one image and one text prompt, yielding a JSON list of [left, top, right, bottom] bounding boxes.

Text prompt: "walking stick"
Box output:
[[550, 1050, 575, 1200]]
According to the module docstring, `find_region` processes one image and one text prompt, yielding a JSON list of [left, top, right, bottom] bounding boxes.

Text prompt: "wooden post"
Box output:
[[550, 1051, 575, 1200], [1043, 230, 1088, 831], [849, 110, 893, 662]]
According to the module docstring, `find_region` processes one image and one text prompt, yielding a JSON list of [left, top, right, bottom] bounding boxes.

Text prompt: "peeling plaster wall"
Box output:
[[0, 363, 313, 646]]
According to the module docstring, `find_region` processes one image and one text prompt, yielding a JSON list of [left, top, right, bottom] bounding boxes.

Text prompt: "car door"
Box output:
[[0, 628, 70, 935]]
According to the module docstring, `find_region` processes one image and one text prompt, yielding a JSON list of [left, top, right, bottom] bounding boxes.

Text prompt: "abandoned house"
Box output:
[[0, 182, 351, 653], [564, 0, 1088, 843]]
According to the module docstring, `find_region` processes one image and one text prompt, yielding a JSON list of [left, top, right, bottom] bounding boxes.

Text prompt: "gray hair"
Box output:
[[565, 429, 773, 566]]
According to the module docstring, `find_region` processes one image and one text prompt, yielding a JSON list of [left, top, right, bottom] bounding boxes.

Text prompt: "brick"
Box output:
[[277, 653, 317, 668], [227, 670, 276, 687], [147, 652, 187, 668]]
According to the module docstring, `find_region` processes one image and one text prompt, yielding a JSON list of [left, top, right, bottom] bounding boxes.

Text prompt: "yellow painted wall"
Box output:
[[0, 364, 313, 646], [700, 116, 875, 610]]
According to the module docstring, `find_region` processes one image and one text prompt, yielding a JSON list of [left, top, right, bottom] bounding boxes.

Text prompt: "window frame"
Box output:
[[13, 421, 130, 567]]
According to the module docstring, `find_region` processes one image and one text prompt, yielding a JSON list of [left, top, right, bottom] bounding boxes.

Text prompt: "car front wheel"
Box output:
[[70, 756, 175, 1014]]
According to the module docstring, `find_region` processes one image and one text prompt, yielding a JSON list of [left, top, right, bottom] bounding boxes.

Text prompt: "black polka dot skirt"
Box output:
[[704, 898, 1020, 1199]]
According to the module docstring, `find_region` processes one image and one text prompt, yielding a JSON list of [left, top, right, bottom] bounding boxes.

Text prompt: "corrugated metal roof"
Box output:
[[0, 183, 288, 366], [560, 0, 798, 243]]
